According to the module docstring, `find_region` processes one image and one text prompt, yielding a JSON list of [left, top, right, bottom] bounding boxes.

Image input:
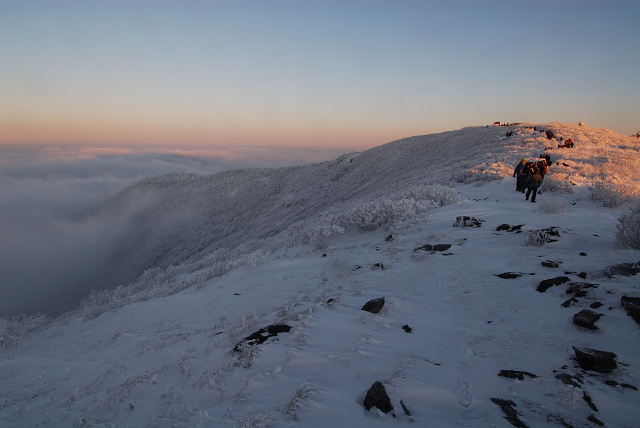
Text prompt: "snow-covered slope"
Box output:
[[1, 123, 639, 427]]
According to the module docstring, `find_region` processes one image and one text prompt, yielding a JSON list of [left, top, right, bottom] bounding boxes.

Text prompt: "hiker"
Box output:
[[536, 160, 548, 177], [513, 159, 527, 192], [525, 165, 543, 203]]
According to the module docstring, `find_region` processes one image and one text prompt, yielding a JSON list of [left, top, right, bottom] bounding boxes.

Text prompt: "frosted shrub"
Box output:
[[589, 180, 638, 208], [542, 176, 574, 194], [537, 197, 566, 214], [347, 198, 435, 232], [0, 313, 49, 348], [522, 227, 560, 247], [616, 203, 640, 249]]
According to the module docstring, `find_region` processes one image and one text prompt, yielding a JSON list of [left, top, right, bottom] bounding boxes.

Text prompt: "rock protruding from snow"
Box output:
[[361, 297, 385, 314], [602, 261, 640, 277], [234, 324, 292, 352], [573, 309, 603, 330], [490, 398, 528, 428], [536, 276, 570, 292], [363, 381, 393, 414], [413, 243, 452, 252], [621, 296, 640, 326], [573, 346, 618, 373], [498, 370, 538, 380]]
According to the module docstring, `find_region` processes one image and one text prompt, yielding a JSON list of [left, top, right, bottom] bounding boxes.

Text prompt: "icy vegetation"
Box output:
[[1, 122, 639, 427]]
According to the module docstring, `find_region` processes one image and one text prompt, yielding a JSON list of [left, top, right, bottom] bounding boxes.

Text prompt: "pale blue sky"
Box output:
[[1, 0, 638, 151]]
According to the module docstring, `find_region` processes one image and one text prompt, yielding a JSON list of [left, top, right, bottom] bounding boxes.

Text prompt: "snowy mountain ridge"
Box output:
[[1, 122, 639, 427]]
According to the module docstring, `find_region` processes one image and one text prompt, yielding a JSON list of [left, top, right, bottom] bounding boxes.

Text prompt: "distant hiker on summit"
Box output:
[[513, 159, 527, 192], [524, 164, 543, 203]]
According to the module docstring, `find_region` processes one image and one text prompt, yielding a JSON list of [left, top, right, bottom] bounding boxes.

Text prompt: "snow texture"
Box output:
[[1, 122, 639, 427]]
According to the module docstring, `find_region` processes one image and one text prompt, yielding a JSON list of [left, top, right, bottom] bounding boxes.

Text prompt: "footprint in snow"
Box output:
[[454, 378, 472, 408]]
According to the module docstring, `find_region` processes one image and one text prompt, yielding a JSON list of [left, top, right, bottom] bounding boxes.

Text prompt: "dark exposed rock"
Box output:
[[402, 325, 412, 333], [621, 296, 640, 325], [583, 391, 598, 412], [453, 216, 484, 228], [573, 309, 602, 330], [555, 372, 582, 388], [590, 301, 603, 309], [414, 243, 452, 252], [496, 224, 523, 232], [432, 243, 452, 251], [537, 276, 570, 292], [541, 260, 561, 268], [400, 400, 411, 416], [578, 272, 587, 279], [496, 272, 522, 279], [602, 261, 640, 277], [561, 297, 579, 307], [364, 381, 393, 413], [385, 234, 394, 242], [566, 282, 598, 297], [588, 414, 604, 426], [573, 346, 617, 373], [373, 262, 384, 270], [234, 324, 292, 352], [498, 370, 538, 380], [362, 297, 385, 314], [490, 398, 528, 428]]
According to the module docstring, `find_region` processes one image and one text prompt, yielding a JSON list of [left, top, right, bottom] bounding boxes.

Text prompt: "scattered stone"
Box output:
[[373, 262, 385, 270], [561, 297, 579, 307], [590, 301, 603, 309], [402, 325, 412, 333], [588, 414, 604, 426], [453, 216, 484, 228], [414, 243, 452, 252], [621, 296, 640, 325], [496, 224, 523, 232], [537, 276, 570, 292], [573, 309, 602, 330], [234, 324, 292, 352], [490, 398, 528, 428], [578, 272, 587, 279], [400, 400, 411, 416], [362, 297, 385, 314], [364, 381, 393, 413], [583, 391, 598, 412], [580, 252, 588, 256], [541, 260, 561, 268], [566, 282, 598, 297], [498, 370, 538, 380], [573, 346, 617, 373], [432, 243, 452, 251], [603, 261, 640, 277], [622, 383, 638, 390], [385, 234, 394, 242], [496, 272, 522, 279], [555, 372, 582, 388]]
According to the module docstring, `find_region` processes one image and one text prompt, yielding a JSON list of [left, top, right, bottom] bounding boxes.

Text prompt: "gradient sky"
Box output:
[[1, 0, 639, 153]]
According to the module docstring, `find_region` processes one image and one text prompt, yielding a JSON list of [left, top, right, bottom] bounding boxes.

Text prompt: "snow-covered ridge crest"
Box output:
[[84, 123, 640, 316], [2, 122, 640, 428]]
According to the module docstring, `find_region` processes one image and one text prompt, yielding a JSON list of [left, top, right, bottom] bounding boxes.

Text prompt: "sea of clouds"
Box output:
[[0, 144, 348, 317]]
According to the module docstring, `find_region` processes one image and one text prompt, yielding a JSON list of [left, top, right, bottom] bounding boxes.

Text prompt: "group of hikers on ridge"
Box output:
[[513, 155, 550, 203]]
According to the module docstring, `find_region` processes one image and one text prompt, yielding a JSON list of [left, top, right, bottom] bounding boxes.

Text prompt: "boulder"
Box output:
[[572, 309, 602, 330], [361, 297, 385, 314], [541, 260, 561, 268], [364, 381, 393, 413], [573, 346, 617, 373]]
